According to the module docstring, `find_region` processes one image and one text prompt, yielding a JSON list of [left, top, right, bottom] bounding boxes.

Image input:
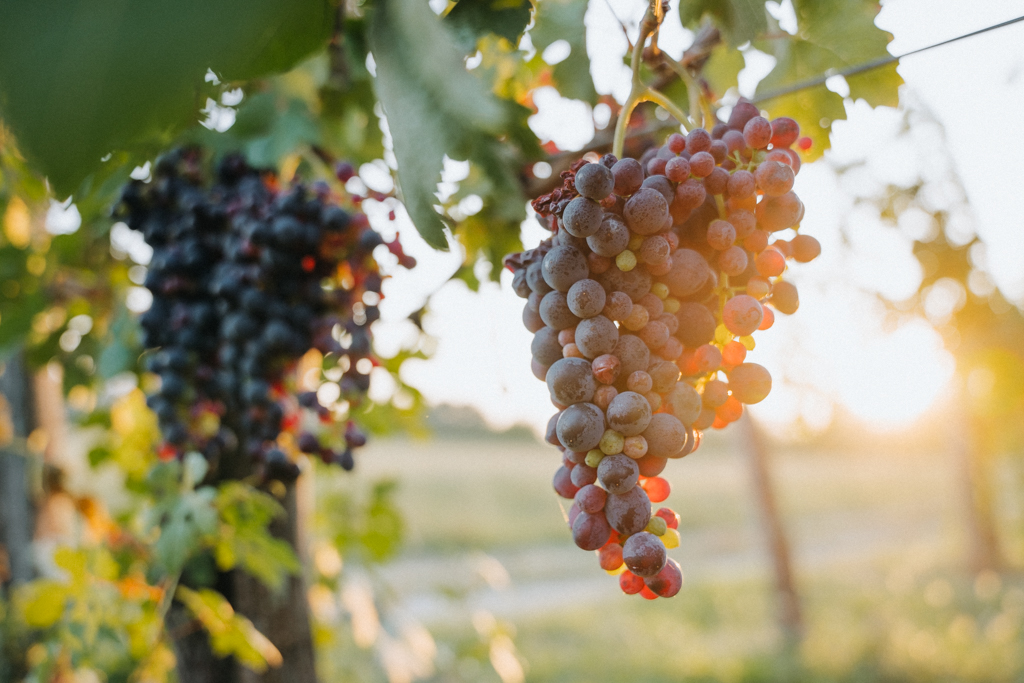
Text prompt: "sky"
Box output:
[[364, 0, 1024, 437]]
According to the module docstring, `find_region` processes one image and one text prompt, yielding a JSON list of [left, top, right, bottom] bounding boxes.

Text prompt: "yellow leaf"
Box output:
[[17, 579, 71, 628], [3, 196, 31, 248]]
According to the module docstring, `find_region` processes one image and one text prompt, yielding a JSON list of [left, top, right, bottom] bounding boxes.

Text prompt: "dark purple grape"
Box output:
[[604, 486, 651, 535], [570, 463, 598, 487], [645, 558, 683, 597], [553, 465, 580, 499], [612, 158, 644, 195], [539, 291, 581, 330], [611, 335, 650, 378], [624, 188, 670, 236], [531, 327, 564, 366], [574, 315, 619, 359], [572, 511, 612, 550], [546, 357, 597, 406], [575, 484, 608, 514], [566, 279, 607, 319], [587, 216, 630, 258], [574, 163, 615, 200], [606, 391, 652, 436], [562, 197, 604, 238], [597, 454, 640, 494], [641, 175, 674, 204], [542, 245, 588, 292], [556, 402, 605, 451], [623, 532, 667, 577], [642, 413, 686, 458]]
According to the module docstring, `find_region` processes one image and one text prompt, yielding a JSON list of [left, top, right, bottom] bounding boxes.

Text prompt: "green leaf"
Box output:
[[445, 0, 534, 53], [0, 0, 334, 196], [176, 586, 282, 672], [702, 44, 746, 99], [530, 0, 598, 103], [754, 0, 901, 159], [679, 0, 768, 47], [369, 0, 508, 249], [214, 483, 300, 593], [15, 580, 70, 629]]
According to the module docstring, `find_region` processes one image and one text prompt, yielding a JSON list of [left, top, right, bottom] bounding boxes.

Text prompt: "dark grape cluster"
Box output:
[[117, 149, 412, 481], [507, 103, 820, 599]]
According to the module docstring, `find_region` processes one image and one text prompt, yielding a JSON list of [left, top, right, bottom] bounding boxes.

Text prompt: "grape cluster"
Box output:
[[507, 102, 819, 599], [118, 149, 412, 481]]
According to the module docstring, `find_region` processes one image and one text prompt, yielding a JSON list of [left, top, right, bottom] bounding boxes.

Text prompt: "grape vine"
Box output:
[[507, 102, 819, 599], [117, 149, 413, 482]]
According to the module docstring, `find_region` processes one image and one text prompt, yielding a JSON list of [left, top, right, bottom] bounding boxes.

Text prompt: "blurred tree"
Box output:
[[0, 0, 904, 679]]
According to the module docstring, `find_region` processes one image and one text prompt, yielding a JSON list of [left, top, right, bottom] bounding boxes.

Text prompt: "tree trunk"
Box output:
[[952, 393, 1003, 572], [740, 414, 803, 642], [0, 352, 37, 589], [170, 484, 318, 683]]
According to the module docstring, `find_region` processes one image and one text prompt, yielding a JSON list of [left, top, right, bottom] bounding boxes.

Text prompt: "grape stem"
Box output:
[[611, 0, 692, 158]]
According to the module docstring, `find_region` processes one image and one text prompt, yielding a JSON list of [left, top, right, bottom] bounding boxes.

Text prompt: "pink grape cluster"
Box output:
[[506, 101, 820, 599]]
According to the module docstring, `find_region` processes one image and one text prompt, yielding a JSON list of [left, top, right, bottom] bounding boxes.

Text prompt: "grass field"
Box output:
[[315, 418, 1024, 683]]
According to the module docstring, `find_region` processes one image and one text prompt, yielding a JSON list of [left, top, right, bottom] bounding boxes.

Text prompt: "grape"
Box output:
[[770, 281, 799, 314], [542, 245, 589, 292], [675, 302, 716, 347], [539, 291, 582, 330], [612, 158, 644, 195], [599, 543, 624, 571], [664, 382, 702, 426], [638, 235, 670, 265], [665, 157, 690, 182], [598, 454, 640, 494], [526, 290, 543, 313], [574, 162, 615, 200], [743, 116, 772, 149], [546, 357, 597, 405], [727, 209, 756, 239], [647, 157, 667, 175], [727, 170, 755, 198], [728, 363, 772, 404], [637, 320, 669, 350], [622, 305, 649, 332], [606, 391, 652, 436], [755, 250, 786, 278], [575, 315, 619, 358], [572, 511, 612, 550], [526, 261, 551, 294], [756, 191, 803, 232], [648, 360, 680, 393], [722, 129, 746, 154], [575, 484, 608, 514], [706, 219, 736, 250], [562, 197, 604, 238], [702, 379, 730, 408], [611, 335, 651, 377], [673, 178, 707, 212], [722, 294, 764, 336], [627, 370, 653, 394], [755, 160, 795, 197], [512, 269, 530, 298], [120, 150, 388, 477], [718, 246, 749, 277], [641, 175, 675, 204], [570, 462, 598, 487], [603, 291, 633, 321], [643, 413, 686, 458], [567, 279, 606, 319], [605, 485, 651, 535], [644, 558, 683, 597], [791, 234, 821, 262], [587, 216, 630, 258], [624, 188, 670, 236], [531, 327, 563, 366], [666, 133, 686, 153], [591, 354, 621, 385], [643, 476, 671, 503], [770, 117, 800, 148], [622, 531, 667, 577], [727, 100, 759, 131], [704, 167, 730, 195], [553, 464, 580, 499], [637, 454, 668, 477], [686, 128, 712, 154], [688, 151, 715, 178], [663, 249, 709, 298], [654, 507, 680, 530], [523, 303, 544, 333], [531, 358, 548, 381], [619, 571, 645, 594], [599, 267, 651, 302], [745, 230, 769, 253]]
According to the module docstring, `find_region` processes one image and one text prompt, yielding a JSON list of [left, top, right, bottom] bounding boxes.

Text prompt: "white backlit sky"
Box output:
[[365, 0, 1024, 436]]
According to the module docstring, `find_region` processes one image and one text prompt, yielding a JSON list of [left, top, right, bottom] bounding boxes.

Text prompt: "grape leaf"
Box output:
[[368, 0, 508, 250], [679, 0, 768, 47], [753, 0, 901, 160], [530, 0, 599, 103], [0, 0, 333, 196], [446, 0, 534, 53]]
